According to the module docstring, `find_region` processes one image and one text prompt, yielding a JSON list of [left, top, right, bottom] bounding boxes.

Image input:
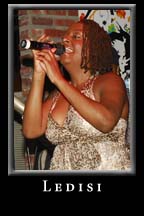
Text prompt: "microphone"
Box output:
[[20, 39, 65, 56]]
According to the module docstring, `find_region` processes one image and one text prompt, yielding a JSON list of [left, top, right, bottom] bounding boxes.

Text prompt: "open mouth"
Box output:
[[65, 47, 73, 53]]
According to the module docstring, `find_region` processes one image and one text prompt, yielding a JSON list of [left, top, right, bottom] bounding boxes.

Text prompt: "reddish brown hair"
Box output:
[[80, 19, 113, 75]]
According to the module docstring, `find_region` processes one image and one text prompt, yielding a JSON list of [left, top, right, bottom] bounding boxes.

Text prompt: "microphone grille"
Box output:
[[55, 43, 65, 55], [20, 39, 31, 49]]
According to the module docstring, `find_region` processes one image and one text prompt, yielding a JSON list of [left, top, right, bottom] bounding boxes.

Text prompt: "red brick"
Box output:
[[18, 10, 27, 16], [20, 30, 29, 40], [31, 10, 44, 14], [44, 10, 66, 15], [54, 19, 76, 27], [65, 19, 76, 27], [19, 16, 29, 27], [44, 29, 66, 38], [55, 10, 67, 15], [32, 17, 53, 25], [31, 29, 45, 40], [68, 10, 78, 16]]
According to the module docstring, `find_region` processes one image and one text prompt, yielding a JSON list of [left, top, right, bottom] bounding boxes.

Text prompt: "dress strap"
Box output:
[[90, 75, 98, 89], [49, 91, 60, 114], [89, 75, 99, 100]]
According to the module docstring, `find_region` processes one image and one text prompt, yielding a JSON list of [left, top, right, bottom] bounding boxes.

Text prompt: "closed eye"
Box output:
[[62, 31, 83, 41], [72, 33, 83, 40]]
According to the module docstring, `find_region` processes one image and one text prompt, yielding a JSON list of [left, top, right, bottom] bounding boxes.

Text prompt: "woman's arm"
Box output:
[[55, 73, 127, 133], [22, 34, 62, 138], [22, 72, 44, 138], [34, 48, 127, 133], [22, 45, 55, 139]]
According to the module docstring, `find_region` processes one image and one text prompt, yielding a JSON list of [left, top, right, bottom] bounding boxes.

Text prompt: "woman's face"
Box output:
[[60, 22, 83, 68]]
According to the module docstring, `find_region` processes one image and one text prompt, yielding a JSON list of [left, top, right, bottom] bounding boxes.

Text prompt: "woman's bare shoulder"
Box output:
[[94, 72, 125, 89], [97, 72, 123, 81]]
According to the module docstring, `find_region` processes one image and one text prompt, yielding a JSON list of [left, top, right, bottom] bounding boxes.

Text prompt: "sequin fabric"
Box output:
[[45, 76, 131, 171]]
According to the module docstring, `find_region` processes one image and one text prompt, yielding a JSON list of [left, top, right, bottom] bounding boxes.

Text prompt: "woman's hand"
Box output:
[[35, 47, 64, 85], [31, 34, 49, 75], [32, 34, 63, 84], [36, 49, 63, 84]]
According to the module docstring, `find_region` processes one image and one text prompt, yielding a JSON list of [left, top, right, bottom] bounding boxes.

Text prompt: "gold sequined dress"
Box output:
[[45, 76, 131, 171]]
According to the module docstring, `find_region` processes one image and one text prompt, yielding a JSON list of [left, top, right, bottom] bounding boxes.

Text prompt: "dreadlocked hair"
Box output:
[[80, 19, 113, 75]]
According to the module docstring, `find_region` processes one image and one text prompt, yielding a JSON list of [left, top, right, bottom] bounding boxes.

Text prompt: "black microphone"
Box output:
[[20, 39, 65, 56]]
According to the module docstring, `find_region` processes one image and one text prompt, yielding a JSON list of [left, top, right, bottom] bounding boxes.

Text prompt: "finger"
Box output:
[[36, 50, 58, 65], [51, 48, 57, 53], [47, 49, 55, 58], [31, 49, 41, 56], [46, 50, 60, 66], [36, 51, 51, 62], [37, 34, 46, 42], [39, 61, 47, 72], [50, 48, 60, 60], [40, 35, 51, 43]]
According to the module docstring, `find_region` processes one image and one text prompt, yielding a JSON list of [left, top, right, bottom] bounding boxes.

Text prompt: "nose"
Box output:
[[63, 37, 70, 45]]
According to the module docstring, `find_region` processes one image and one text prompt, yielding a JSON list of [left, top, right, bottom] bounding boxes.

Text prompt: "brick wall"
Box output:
[[18, 9, 79, 95]]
